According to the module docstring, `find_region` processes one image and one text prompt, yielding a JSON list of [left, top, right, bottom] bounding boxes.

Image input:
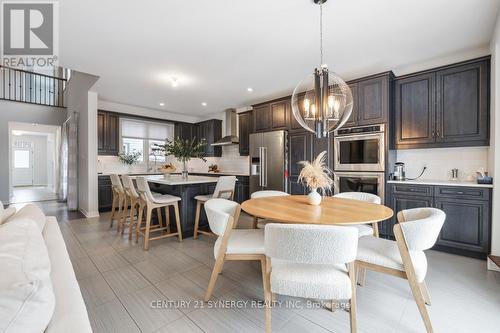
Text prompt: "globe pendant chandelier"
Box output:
[[291, 0, 353, 138]]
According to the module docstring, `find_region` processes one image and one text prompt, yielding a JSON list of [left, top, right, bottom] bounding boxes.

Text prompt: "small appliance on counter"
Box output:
[[476, 168, 493, 185], [392, 162, 406, 181], [208, 164, 220, 173]]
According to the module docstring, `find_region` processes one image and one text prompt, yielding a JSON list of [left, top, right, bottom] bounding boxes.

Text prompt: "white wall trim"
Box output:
[[79, 207, 100, 218], [487, 258, 500, 272]]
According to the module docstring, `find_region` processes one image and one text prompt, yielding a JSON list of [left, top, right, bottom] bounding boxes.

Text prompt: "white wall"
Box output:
[[396, 147, 489, 181], [488, 10, 500, 270], [65, 71, 100, 217]]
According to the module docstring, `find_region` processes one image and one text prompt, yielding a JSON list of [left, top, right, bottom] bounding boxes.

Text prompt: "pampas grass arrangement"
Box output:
[[298, 151, 333, 195]]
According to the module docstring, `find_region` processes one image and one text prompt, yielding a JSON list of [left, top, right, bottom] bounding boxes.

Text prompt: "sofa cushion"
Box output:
[[0, 200, 16, 225], [8, 204, 46, 231], [43, 217, 93, 333], [0, 218, 55, 333]]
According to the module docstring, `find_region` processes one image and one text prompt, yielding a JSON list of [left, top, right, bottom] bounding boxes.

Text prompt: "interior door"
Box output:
[[13, 148, 33, 186]]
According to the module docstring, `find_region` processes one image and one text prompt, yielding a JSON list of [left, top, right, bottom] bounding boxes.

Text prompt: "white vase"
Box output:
[[307, 188, 322, 206]]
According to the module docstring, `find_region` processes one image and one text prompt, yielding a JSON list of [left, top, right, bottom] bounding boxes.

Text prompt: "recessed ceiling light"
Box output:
[[171, 78, 178, 87], [159, 102, 165, 106], [201, 102, 207, 106], [247, 87, 253, 92]]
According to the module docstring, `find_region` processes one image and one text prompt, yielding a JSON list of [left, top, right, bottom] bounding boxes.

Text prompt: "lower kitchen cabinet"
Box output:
[[98, 175, 113, 212], [386, 183, 491, 258]]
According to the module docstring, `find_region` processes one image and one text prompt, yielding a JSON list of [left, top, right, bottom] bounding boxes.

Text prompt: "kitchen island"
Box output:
[[139, 175, 220, 238]]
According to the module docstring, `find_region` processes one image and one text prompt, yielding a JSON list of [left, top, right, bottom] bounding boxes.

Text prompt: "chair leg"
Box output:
[[372, 222, 379, 237], [116, 197, 123, 232], [252, 216, 259, 229], [174, 202, 182, 242], [193, 200, 201, 239], [357, 267, 366, 286], [264, 256, 272, 333], [136, 205, 144, 243], [110, 196, 117, 228], [165, 205, 171, 233], [204, 256, 224, 302], [128, 203, 135, 241], [408, 277, 434, 333], [157, 207, 164, 229], [121, 196, 129, 235], [348, 262, 357, 333], [420, 281, 431, 306], [144, 207, 152, 250]]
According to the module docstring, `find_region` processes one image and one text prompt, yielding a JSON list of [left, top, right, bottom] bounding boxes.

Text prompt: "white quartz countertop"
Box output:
[[139, 175, 220, 185], [387, 179, 493, 188]]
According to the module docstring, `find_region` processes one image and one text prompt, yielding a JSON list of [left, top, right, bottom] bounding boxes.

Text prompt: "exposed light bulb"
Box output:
[[310, 104, 316, 116], [303, 98, 310, 117]]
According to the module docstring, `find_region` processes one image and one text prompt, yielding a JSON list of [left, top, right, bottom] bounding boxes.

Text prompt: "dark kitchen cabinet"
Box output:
[[270, 101, 287, 130], [434, 197, 490, 258], [175, 122, 195, 141], [386, 183, 492, 258], [395, 57, 490, 149], [357, 75, 390, 125], [98, 175, 113, 212], [288, 132, 311, 194], [97, 111, 119, 155], [343, 83, 358, 128], [435, 60, 489, 145], [235, 176, 250, 203], [344, 73, 393, 128], [395, 73, 436, 147], [253, 104, 271, 132], [289, 95, 306, 131], [238, 111, 253, 156], [196, 119, 222, 157]]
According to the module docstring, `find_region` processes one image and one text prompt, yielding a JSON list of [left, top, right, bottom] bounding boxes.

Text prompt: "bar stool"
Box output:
[[135, 176, 183, 250], [109, 174, 126, 231], [121, 175, 140, 240], [193, 176, 236, 239]]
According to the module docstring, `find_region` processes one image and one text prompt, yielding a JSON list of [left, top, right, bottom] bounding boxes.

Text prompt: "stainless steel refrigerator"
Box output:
[[249, 130, 288, 194]]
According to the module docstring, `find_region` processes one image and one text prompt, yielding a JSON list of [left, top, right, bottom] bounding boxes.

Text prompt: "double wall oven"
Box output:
[[333, 124, 385, 201]]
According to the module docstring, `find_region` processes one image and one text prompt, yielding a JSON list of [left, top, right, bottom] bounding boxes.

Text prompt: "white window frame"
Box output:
[[120, 118, 174, 171]]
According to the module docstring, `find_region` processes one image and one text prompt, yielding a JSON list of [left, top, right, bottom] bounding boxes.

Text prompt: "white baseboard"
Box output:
[[79, 208, 100, 218], [487, 258, 500, 272]]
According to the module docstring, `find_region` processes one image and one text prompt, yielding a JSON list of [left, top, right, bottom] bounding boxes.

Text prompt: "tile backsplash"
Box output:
[[395, 147, 489, 181], [98, 145, 249, 175]]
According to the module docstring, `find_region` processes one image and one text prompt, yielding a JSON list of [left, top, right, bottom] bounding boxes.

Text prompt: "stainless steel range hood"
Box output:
[[212, 109, 240, 146]]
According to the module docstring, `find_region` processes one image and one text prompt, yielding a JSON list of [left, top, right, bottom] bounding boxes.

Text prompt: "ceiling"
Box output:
[[59, 0, 500, 117]]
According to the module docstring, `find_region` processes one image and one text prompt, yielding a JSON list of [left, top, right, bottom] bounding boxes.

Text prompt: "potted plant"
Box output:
[[298, 151, 333, 205], [154, 137, 206, 179], [118, 151, 142, 169]]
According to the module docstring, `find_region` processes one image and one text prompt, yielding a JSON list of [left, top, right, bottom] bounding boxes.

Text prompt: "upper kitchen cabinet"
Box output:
[[196, 119, 222, 157], [395, 72, 436, 147], [345, 72, 393, 127], [395, 57, 490, 149], [270, 100, 288, 130], [253, 103, 271, 132], [174, 122, 195, 142], [289, 94, 307, 131], [238, 111, 253, 156], [97, 110, 119, 155], [435, 59, 489, 146]]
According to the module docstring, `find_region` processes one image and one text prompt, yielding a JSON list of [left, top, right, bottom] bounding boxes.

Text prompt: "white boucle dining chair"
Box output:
[[203, 198, 266, 302], [250, 190, 290, 229], [334, 192, 382, 237], [109, 174, 126, 231], [135, 177, 183, 250], [264, 223, 359, 333], [356, 207, 445, 333], [193, 176, 237, 239]]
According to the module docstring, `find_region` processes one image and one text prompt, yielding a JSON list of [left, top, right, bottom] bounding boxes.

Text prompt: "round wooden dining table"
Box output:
[[241, 195, 393, 225]]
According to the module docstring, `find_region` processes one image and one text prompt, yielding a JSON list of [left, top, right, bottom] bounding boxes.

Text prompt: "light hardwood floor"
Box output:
[[43, 203, 500, 333]]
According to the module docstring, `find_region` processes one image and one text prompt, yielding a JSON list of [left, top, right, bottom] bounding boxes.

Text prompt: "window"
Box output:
[[120, 118, 174, 170], [14, 150, 30, 168]]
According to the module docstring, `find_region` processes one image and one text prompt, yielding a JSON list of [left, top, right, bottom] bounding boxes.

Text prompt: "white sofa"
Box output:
[[1, 204, 92, 333]]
